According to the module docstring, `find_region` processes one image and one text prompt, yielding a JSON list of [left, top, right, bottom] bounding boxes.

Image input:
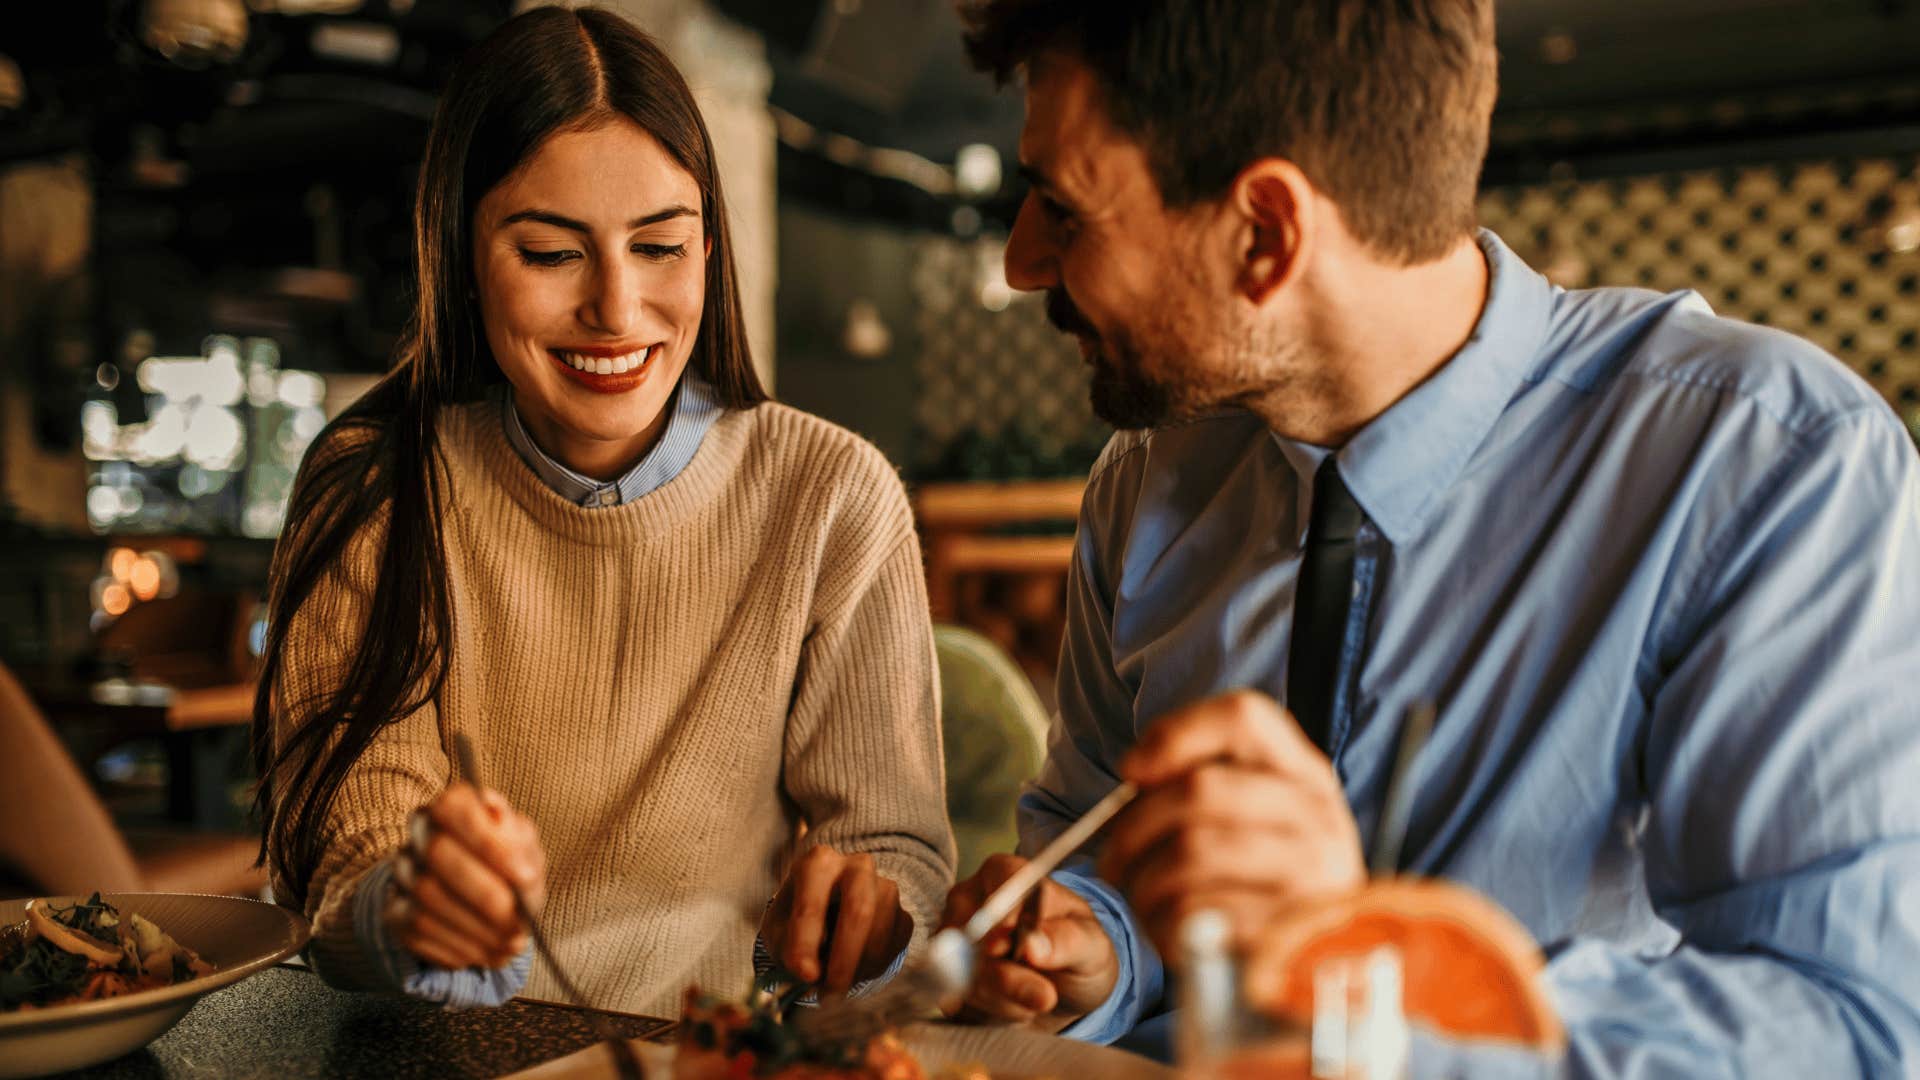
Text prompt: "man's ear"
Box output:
[[1232, 158, 1315, 306]]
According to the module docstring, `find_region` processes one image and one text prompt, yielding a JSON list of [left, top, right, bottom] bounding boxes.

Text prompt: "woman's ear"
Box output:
[[1232, 159, 1315, 307]]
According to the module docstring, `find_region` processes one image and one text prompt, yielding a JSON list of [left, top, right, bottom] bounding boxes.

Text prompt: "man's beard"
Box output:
[[1047, 289, 1181, 429], [1087, 344, 1177, 429]]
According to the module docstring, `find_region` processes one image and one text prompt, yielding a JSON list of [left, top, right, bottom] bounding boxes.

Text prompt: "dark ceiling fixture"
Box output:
[[0, 0, 510, 165], [712, 0, 944, 113]]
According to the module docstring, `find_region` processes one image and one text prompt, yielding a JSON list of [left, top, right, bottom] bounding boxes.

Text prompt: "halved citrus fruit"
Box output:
[[1241, 878, 1564, 1051]]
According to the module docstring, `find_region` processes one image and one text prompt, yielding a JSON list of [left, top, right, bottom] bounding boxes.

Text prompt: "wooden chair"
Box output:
[[915, 479, 1082, 687]]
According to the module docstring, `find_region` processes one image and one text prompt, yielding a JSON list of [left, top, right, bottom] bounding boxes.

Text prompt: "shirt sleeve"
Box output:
[[352, 856, 532, 1007], [781, 469, 958, 967], [1418, 410, 1920, 1077], [753, 923, 909, 1002], [1016, 475, 1168, 1044]]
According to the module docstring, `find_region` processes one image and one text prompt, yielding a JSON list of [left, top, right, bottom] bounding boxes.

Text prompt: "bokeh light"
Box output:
[[129, 555, 162, 601], [101, 583, 131, 617]]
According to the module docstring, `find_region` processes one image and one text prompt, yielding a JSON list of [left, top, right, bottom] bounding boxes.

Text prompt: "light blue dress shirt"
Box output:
[[1028, 231, 1920, 1076]]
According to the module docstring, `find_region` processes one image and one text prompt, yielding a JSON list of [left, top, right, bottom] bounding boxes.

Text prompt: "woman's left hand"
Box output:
[[760, 845, 914, 995]]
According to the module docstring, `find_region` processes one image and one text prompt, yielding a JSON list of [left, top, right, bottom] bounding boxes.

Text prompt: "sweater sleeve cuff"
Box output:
[[1049, 866, 1164, 1045], [354, 856, 532, 1008]]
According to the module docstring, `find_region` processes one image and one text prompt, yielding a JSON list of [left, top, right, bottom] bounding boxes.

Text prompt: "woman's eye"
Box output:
[[634, 243, 688, 260], [517, 248, 579, 267]]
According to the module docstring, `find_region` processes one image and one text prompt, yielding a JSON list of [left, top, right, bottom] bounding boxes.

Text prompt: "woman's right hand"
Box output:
[[391, 781, 547, 970]]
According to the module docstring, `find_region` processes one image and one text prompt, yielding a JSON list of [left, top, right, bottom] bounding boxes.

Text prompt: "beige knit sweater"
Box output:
[[272, 398, 956, 1016]]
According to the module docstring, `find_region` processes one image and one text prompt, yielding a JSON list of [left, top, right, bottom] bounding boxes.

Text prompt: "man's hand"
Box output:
[[760, 845, 913, 996], [1101, 689, 1365, 960], [938, 854, 1119, 1032], [393, 782, 546, 970]]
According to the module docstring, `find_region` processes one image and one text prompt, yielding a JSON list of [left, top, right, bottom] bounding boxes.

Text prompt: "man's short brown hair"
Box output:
[[961, 0, 1498, 264]]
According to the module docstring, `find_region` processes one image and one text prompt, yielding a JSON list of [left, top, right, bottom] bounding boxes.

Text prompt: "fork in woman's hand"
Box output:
[[447, 733, 643, 1080]]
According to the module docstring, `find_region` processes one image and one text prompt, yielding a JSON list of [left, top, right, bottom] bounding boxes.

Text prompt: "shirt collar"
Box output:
[[1320, 229, 1555, 545], [500, 372, 723, 508]]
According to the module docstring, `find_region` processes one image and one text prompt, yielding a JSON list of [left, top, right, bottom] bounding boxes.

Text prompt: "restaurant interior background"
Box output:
[[0, 0, 1917, 897]]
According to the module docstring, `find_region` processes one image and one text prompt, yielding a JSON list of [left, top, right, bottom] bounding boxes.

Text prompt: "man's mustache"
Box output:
[[1045, 290, 1095, 338]]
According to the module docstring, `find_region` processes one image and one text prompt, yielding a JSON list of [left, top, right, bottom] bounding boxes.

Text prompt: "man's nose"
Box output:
[[1003, 192, 1057, 293]]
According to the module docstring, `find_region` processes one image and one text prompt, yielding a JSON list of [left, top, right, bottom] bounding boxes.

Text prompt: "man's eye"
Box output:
[[1039, 197, 1080, 240], [517, 248, 579, 267]]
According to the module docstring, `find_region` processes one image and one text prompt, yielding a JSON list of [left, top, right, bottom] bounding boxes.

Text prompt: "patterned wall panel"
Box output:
[[911, 155, 1920, 479], [910, 236, 1109, 479], [1478, 156, 1920, 421]]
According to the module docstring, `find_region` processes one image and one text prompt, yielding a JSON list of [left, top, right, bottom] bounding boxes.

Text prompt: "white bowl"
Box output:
[[0, 892, 311, 1077]]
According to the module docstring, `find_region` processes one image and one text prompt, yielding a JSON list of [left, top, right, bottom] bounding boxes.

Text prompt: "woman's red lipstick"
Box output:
[[548, 343, 658, 394]]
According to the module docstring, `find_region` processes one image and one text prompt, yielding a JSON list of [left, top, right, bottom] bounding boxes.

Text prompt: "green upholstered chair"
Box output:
[[935, 625, 1051, 879]]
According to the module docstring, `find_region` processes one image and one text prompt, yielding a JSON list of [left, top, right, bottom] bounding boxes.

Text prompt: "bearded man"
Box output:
[[937, 2, 1920, 1076]]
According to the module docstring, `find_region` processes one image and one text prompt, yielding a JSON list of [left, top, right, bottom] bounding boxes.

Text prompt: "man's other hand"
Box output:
[[938, 854, 1119, 1032]]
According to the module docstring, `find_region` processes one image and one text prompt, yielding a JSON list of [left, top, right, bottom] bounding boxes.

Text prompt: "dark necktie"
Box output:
[[1287, 459, 1366, 754]]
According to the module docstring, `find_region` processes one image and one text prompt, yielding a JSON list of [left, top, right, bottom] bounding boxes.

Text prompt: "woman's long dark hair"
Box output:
[[251, 7, 767, 905]]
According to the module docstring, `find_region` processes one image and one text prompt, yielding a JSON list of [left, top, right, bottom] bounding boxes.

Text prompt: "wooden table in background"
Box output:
[[913, 479, 1084, 685], [33, 678, 258, 827]]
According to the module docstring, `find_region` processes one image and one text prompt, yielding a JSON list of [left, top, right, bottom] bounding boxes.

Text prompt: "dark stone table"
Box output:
[[51, 965, 675, 1079]]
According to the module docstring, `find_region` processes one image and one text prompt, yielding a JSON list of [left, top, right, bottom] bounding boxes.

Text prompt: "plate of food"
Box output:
[[509, 987, 1175, 1080], [0, 891, 312, 1077]]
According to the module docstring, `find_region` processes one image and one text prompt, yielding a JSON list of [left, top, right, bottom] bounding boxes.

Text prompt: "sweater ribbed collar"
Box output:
[[448, 394, 756, 549]]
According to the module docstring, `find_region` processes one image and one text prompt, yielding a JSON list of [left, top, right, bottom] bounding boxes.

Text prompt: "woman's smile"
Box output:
[[548, 343, 661, 392]]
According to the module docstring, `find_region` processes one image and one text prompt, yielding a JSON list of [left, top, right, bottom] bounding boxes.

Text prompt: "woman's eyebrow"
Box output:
[[501, 205, 699, 231]]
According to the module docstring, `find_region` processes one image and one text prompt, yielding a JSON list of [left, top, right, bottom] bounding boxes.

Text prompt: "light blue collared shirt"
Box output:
[[500, 372, 723, 507], [1030, 231, 1920, 1076]]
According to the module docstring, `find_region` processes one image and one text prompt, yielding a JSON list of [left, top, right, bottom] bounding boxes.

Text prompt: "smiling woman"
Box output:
[[474, 124, 710, 478], [249, 7, 955, 1018]]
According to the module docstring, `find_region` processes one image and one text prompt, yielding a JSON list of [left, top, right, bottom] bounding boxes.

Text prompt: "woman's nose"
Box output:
[[581, 257, 643, 336]]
